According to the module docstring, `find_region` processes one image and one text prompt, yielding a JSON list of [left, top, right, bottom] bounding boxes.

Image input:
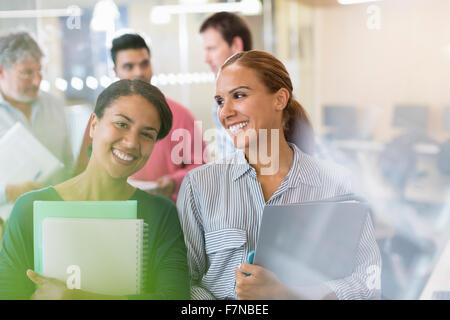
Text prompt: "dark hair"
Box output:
[[94, 79, 172, 140], [199, 12, 252, 51], [110, 34, 150, 66], [221, 50, 315, 155]]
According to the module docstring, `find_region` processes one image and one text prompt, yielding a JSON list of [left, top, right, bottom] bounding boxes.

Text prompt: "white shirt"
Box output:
[[0, 91, 73, 204], [177, 143, 381, 300]]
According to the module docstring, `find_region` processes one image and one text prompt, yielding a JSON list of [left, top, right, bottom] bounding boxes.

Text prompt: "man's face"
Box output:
[[0, 59, 42, 103], [114, 48, 153, 83], [201, 28, 236, 75]]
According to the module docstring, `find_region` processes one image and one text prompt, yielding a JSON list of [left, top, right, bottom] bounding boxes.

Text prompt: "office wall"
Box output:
[[274, 0, 317, 124], [314, 0, 450, 142]]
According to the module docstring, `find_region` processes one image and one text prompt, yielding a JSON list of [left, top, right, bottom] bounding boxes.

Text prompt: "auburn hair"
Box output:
[[220, 50, 315, 155]]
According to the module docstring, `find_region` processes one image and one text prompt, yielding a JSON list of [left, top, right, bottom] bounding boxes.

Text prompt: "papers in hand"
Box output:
[[0, 122, 63, 184], [254, 199, 369, 287], [127, 178, 158, 191]]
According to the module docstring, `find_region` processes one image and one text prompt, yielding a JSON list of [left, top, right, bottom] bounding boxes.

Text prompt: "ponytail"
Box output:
[[284, 98, 315, 155]]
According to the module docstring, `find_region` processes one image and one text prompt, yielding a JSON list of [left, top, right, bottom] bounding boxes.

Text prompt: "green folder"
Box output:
[[33, 200, 137, 273]]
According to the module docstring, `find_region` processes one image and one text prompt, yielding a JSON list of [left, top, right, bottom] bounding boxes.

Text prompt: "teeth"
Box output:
[[228, 121, 248, 133], [113, 149, 134, 161]]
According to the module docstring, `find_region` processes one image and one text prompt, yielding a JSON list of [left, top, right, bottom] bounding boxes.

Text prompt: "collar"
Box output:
[[229, 143, 322, 188], [285, 143, 322, 188], [227, 149, 254, 181]]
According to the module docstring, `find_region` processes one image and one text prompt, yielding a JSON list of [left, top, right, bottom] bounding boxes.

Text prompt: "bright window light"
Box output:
[[55, 78, 68, 92], [90, 0, 119, 31], [151, 7, 171, 24], [150, 76, 159, 86], [40, 80, 50, 92], [86, 76, 99, 90], [241, 0, 262, 15], [100, 75, 113, 88], [71, 77, 84, 91], [158, 74, 168, 86]]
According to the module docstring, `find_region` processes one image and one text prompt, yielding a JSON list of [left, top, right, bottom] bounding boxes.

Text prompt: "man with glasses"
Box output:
[[0, 31, 73, 205]]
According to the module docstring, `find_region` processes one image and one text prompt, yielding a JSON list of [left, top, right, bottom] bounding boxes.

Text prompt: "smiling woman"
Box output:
[[0, 79, 191, 300], [216, 50, 314, 156], [177, 50, 381, 300]]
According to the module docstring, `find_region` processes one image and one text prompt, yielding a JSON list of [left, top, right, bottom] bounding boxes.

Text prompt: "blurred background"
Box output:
[[1, 0, 450, 299]]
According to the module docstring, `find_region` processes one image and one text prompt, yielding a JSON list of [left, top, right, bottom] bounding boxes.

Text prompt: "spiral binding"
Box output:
[[137, 221, 149, 294]]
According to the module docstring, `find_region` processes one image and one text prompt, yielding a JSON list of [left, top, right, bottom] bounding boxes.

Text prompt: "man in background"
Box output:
[[199, 12, 253, 158], [0, 31, 73, 205], [75, 33, 206, 201]]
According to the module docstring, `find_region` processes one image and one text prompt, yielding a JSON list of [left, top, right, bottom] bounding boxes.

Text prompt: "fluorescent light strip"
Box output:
[[151, 0, 262, 24], [153, 2, 242, 15], [50, 72, 214, 94], [338, 0, 380, 4], [152, 72, 215, 86], [0, 8, 81, 18]]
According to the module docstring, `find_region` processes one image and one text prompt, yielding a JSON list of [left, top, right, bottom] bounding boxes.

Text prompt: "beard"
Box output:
[[15, 86, 39, 103]]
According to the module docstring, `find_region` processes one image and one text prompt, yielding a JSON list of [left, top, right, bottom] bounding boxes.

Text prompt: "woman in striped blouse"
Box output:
[[177, 50, 381, 300]]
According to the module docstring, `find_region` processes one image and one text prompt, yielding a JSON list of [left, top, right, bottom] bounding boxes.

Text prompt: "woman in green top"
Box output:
[[0, 79, 190, 300]]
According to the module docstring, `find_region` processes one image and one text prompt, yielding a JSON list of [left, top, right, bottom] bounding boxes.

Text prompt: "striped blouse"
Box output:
[[176, 143, 381, 300]]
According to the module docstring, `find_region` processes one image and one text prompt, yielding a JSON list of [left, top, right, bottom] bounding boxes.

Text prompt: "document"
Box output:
[[0, 122, 63, 184], [254, 200, 369, 286]]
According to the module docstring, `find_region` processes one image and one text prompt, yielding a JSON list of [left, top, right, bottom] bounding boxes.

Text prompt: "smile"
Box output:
[[228, 121, 248, 134], [112, 148, 136, 162]]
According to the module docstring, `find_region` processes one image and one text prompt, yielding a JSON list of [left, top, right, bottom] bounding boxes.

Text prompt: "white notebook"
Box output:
[[0, 122, 64, 184], [42, 217, 147, 296]]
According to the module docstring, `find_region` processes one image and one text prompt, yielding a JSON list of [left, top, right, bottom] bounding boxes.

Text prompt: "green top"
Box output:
[[0, 187, 190, 300]]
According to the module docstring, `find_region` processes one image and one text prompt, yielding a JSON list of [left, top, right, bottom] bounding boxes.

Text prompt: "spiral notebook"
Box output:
[[41, 217, 148, 296], [33, 200, 137, 274]]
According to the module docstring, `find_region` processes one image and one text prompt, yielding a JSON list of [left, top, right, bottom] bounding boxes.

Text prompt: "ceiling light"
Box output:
[[338, 0, 381, 4], [150, 0, 262, 24]]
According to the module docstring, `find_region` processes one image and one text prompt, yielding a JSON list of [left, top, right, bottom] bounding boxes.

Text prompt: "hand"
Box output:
[[27, 270, 73, 300], [6, 181, 44, 203], [27, 270, 128, 300], [235, 263, 298, 300], [147, 176, 175, 198]]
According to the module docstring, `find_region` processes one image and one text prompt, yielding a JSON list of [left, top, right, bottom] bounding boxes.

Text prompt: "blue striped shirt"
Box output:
[[177, 143, 381, 300]]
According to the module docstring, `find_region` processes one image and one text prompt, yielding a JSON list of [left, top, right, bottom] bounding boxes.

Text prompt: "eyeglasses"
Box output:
[[16, 69, 43, 80]]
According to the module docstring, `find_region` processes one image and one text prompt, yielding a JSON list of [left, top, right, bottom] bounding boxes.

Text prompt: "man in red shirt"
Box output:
[[75, 33, 207, 201]]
